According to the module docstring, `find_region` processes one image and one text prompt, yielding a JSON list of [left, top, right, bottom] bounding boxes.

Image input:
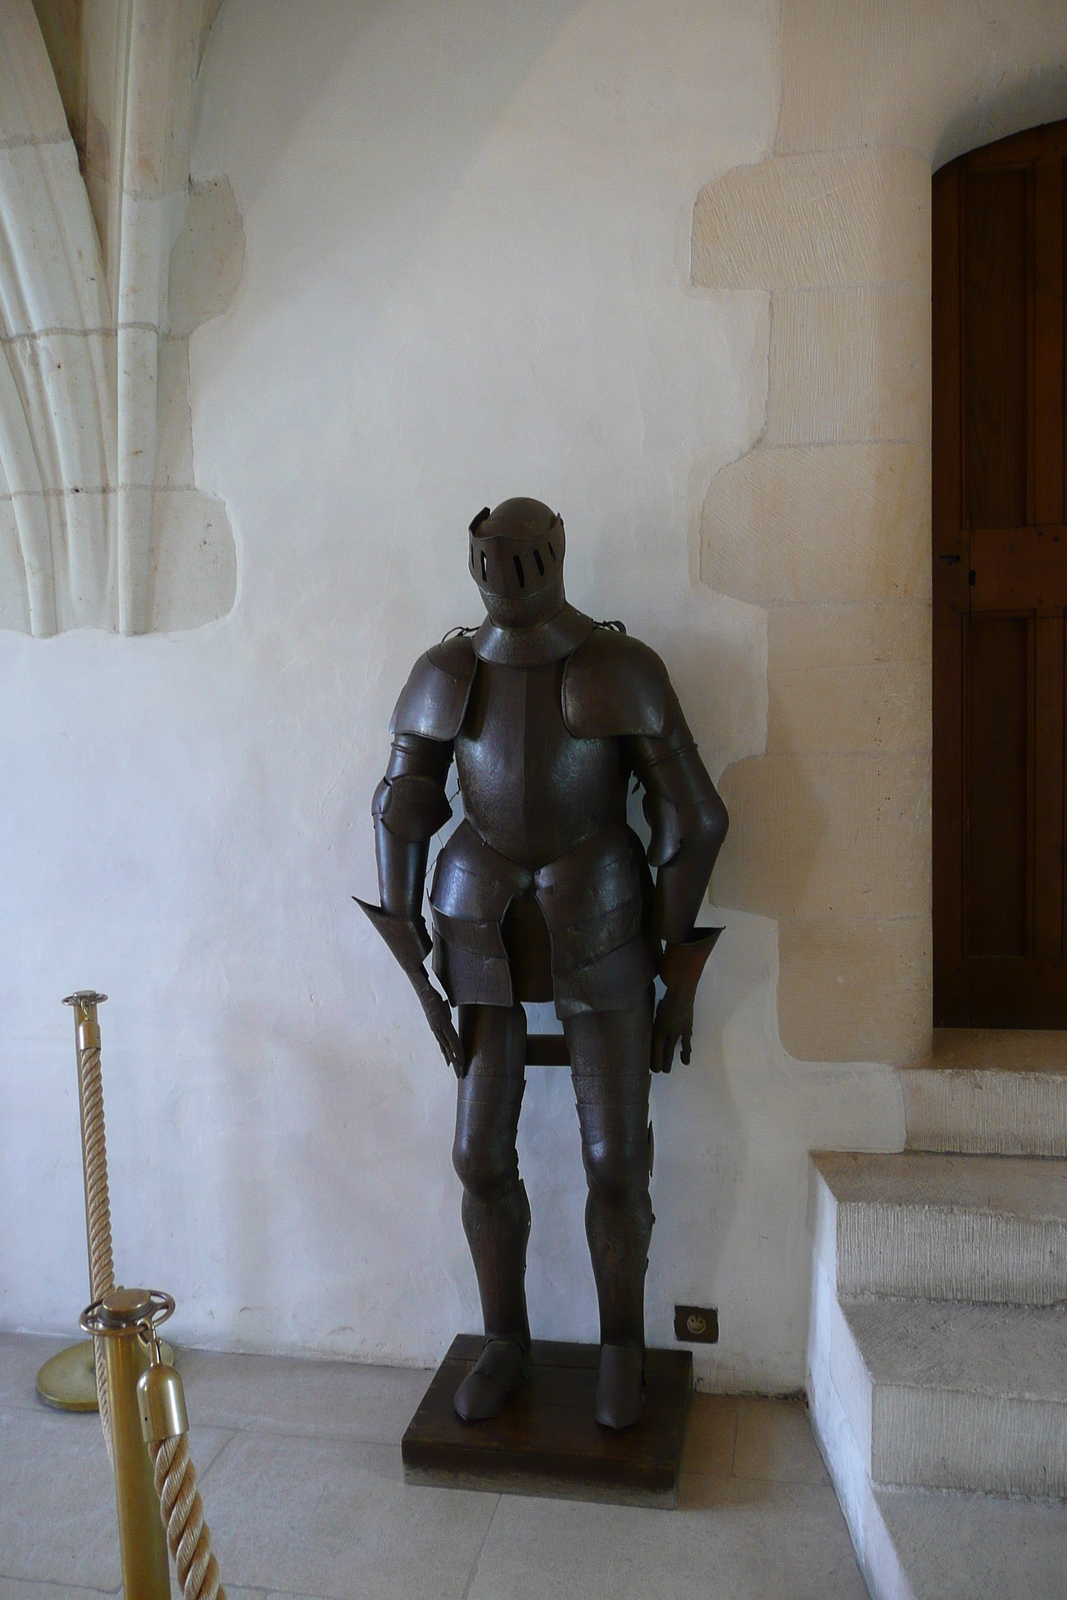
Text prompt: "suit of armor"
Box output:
[[359, 499, 727, 1428]]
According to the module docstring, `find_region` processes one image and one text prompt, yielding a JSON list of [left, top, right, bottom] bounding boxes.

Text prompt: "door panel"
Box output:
[[963, 167, 1028, 528], [966, 616, 1029, 959], [933, 120, 1067, 1026]]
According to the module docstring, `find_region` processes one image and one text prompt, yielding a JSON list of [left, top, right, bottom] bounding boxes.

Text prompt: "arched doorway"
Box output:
[[933, 120, 1067, 1025]]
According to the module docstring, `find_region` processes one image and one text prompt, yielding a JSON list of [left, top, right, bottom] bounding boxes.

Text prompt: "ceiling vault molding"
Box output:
[[0, 0, 235, 637]]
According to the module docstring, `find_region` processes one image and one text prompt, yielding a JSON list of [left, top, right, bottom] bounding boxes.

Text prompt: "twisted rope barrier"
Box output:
[[150, 1432, 225, 1600], [67, 993, 116, 1458]]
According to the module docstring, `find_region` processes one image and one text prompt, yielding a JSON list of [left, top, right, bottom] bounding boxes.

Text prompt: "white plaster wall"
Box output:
[[0, 0, 906, 1391]]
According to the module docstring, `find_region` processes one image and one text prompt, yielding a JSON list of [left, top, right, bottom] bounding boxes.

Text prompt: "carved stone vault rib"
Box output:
[[0, 0, 238, 637]]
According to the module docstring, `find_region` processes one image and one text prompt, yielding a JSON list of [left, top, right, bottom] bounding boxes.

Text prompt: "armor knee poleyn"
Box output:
[[580, 1138, 652, 1205], [451, 1131, 520, 1199]]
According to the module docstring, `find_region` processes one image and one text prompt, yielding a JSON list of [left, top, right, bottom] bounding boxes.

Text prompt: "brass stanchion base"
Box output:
[[36, 1339, 175, 1412], [37, 1342, 97, 1411]]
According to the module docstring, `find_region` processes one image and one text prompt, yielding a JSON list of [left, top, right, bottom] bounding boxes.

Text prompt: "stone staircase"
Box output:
[[807, 1032, 1067, 1600]]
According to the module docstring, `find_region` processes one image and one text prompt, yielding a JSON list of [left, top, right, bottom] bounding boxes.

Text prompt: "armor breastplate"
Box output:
[[455, 657, 626, 870]]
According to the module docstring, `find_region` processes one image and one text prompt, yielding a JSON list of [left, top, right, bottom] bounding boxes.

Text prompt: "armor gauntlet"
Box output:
[[357, 731, 466, 1076]]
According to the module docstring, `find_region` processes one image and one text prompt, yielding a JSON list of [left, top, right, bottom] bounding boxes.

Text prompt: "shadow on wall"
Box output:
[[697, 0, 1067, 1068], [149, 177, 244, 634], [0, 0, 241, 637], [936, 61, 1067, 168]]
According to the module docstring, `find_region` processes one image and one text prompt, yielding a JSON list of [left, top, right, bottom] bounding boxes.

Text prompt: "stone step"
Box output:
[[903, 1031, 1067, 1157], [808, 1266, 1067, 1598], [871, 1484, 1067, 1600], [813, 1150, 1067, 1305], [830, 1295, 1067, 1499]]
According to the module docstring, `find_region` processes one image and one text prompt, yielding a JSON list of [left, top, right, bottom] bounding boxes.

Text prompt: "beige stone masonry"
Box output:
[[692, 148, 930, 292], [770, 600, 930, 673], [713, 752, 930, 922], [693, 101, 938, 1066], [766, 287, 930, 446], [768, 604, 931, 757], [778, 915, 930, 1064], [701, 442, 930, 606]]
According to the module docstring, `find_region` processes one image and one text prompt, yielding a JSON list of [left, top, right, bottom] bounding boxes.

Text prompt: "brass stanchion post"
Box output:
[[38, 993, 113, 1419], [82, 1289, 172, 1600], [38, 994, 172, 1419]]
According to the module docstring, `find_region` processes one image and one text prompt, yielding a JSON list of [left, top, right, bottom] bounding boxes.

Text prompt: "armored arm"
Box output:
[[633, 703, 728, 946], [357, 634, 477, 1077], [373, 732, 454, 928], [561, 626, 730, 1071], [631, 703, 728, 1073]]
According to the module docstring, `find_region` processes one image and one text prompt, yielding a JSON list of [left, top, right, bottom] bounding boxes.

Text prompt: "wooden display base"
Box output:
[[401, 1334, 693, 1508]]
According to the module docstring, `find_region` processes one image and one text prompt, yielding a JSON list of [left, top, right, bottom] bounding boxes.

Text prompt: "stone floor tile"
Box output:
[[676, 1472, 758, 1509], [0, 1583, 119, 1600], [680, 1393, 738, 1477], [0, 1400, 232, 1590], [733, 1396, 831, 1485], [194, 1430, 497, 1600], [175, 1349, 431, 1443], [185, 1423, 238, 1479], [0, 1407, 120, 1589], [466, 1479, 868, 1600], [0, 1334, 71, 1411]]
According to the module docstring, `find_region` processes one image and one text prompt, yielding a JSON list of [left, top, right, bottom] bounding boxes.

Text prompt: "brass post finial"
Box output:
[[63, 991, 108, 1051]]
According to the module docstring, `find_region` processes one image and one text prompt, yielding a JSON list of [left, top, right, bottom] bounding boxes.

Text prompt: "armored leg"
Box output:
[[451, 1002, 531, 1419], [564, 988, 654, 1429]]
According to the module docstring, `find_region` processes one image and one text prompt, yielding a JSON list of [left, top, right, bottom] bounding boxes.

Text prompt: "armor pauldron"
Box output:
[[561, 628, 672, 738], [390, 632, 477, 740]]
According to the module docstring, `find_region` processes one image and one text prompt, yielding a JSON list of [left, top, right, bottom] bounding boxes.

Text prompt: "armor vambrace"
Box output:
[[371, 730, 456, 924], [632, 739, 729, 949], [359, 725, 465, 1077]]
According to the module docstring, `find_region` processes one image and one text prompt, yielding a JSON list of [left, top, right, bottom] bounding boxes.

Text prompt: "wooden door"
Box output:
[[934, 121, 1067, 1026]]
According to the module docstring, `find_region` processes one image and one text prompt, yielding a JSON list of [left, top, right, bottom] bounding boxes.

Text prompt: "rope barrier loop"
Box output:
[[136, 1319, 226, 1600]]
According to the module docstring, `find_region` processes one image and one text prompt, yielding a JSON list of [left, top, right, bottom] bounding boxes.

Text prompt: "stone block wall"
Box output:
[[695, 0, 1067, 1066]]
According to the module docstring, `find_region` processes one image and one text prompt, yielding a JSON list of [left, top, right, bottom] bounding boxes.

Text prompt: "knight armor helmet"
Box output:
[[468, 497, 565, 602]]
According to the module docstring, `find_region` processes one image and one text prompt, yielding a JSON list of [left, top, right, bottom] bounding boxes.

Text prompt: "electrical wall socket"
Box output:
[[674, 1304, 718, 1343]]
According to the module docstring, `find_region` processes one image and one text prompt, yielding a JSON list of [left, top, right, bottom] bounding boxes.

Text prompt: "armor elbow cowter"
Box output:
[[373, 730, 455, 843], [640, 745, 728, 869], [372, 773, 453, 842]]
